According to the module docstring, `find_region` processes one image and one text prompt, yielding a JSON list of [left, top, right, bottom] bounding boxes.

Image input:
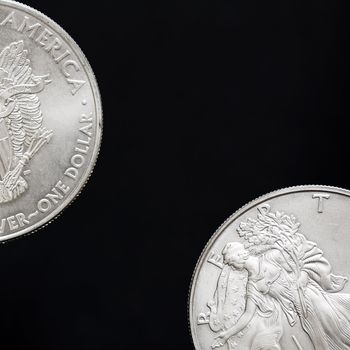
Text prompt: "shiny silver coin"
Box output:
[[0, 1, 102, 241], [189, 186, 350, 350]]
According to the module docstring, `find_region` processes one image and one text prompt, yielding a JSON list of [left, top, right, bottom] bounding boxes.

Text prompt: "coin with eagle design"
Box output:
[[190, 186, 350, 350], [0, 0, 102, 241]]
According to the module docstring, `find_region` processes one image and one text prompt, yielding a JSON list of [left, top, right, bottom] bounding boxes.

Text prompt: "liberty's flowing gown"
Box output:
[[210, 240, 350, 350]]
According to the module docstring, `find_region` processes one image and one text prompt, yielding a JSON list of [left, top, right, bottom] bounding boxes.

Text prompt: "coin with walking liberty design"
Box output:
[[0, 0, 102, 241], [189, 186, 350, 350]]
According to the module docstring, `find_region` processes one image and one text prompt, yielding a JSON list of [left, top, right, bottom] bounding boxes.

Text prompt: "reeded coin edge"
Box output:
[[188, 185, 350, 349], [0, 0, 103, 243]]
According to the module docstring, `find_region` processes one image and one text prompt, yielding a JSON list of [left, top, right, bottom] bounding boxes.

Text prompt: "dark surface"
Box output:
[[1, 0, 350, 349]]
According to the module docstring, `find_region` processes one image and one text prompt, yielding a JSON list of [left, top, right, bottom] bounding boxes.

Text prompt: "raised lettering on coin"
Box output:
[[312, 193, 330, 213], [0, 1, 102, 241], [190, 186, 350, 350]]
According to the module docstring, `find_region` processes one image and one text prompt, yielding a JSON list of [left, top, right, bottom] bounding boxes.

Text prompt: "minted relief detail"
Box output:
[[199, 204, 350, 350], [0, 41, 53, 203], [312, 193, 330, 213], [0, 11, 87, 95]]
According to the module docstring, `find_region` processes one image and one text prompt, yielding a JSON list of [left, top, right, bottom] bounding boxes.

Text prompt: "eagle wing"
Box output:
[[0, 41, 43, 158]]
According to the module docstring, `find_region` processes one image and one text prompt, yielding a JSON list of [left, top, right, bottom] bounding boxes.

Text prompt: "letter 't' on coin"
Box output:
[[0, 1, 102, 241], [190, 186, 350, 350]]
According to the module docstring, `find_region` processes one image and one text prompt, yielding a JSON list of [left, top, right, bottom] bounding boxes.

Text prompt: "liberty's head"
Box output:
[[222, 242, 249, 270]]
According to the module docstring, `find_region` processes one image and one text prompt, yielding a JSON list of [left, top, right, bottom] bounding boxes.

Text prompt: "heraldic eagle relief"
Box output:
[[0, 40, 53, 203], [197, 204, 350, 350]]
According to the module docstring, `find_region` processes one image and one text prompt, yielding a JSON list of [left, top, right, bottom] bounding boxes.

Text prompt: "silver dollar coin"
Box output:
[[190, 186, 350, 350], [0, 1, 102, 241]]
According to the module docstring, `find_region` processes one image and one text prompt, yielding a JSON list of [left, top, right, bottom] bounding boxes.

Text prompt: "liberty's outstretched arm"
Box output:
[[211, 299, 257, 348]]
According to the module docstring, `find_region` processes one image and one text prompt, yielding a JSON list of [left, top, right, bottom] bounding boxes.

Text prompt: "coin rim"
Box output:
[[0, 0, 103, 242], [188, 185, 350, 349]]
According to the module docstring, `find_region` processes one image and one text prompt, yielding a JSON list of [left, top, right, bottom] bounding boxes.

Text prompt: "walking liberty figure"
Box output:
[[204, 204, 350, 350]]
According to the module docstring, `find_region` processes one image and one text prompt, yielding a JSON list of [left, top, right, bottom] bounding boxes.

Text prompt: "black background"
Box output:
[[1, 0, 350, 349]]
